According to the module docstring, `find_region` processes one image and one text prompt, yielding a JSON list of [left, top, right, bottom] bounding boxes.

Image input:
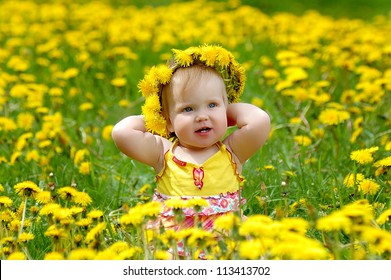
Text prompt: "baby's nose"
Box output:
[[195, 113, 208, 122]]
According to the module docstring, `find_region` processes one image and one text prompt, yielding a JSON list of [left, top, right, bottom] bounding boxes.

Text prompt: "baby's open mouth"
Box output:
[[196, 127, 211, 133]]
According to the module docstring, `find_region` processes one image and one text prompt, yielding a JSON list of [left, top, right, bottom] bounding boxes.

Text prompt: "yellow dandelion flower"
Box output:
[[87, 210, 104, 220], [78, 161, 91, 175], [294, 135, 312, 147], [35, 191, 52, 204], [109, 241, 130, 253], [73, 191, 92, 206], [184, 227, 215, 247], [239, 215, 275, 237], [85, 222, 106, 243], [165, 197, 187, 209], [217, 47, 232, 67], [70, 205, 84, 216], [26, 150, 40, 162], [38, 140, 52, 148], [280, 217, 309, 235], [318, 108, 350, 126], [341, 200, 374, 225], [284, 66, 308, 82], [44, 225, 67, 240], [94, 250, 117, 260], [263, 68, 280, 79], [154, 65, 172, 84], [374, 156, 391, 168], [263, 165, 275, 170], [8, 220, 22, 233], [52, 207, 73, 223], [214, 212, 240, 231], [283, 170, 296, 177], [39, 203, 61, 216], [239, 239, 268, 260], [0, 117, 17, 131], [76, 218, 92, 227], [48, 87, 63, 97], [361, 227, 391, 255], [0, 210, 15, 222], [68, 248, 96, 260], [0, 196, 13, 207], [137, 184, 151, 196], [120, 211, 144, 227], [138, 78, 158, 97], [111, 77, 127, 87], [57, 186, 77, 201], [311, 128, 325, 139], [7, 251, 26, 260], [1, 237, 14, 245], [186, 198, 209, 208], [172, 49, 194, 67], [343, 173, 365, 188], [316, 211, 352, 233], [102, 125, 113, 141], [73, 148, 90, 165], [154, 250, 171, 260], [289, 117, 301, 124], [79, 102, 94, 111], [141, 201, 162, 218], [118, 99, 131, 107], [271, 235, 329, 260], [350, 146, 378, 164], [251, 97, 264, 108], [117, 247, 142, 260], [0, 183, 3, 192], [17, 112, 34, 130], [44, 252, 64, 260], [17, 232, 34, 243], [376, 208, 391, 225], [14, 181, 41, 198], [358, 178, 380, 195], [200, 45, 219, 66], [63, 68, 79, 79]]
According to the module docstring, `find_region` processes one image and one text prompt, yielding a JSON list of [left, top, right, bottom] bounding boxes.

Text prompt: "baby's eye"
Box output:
[[208, 103, 217, 108], [183, 107, 193, 112]]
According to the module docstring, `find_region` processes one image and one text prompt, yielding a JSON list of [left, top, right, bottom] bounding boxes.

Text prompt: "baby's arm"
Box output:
[[111, 115, 166, 172], [224, 103, 271, 164]]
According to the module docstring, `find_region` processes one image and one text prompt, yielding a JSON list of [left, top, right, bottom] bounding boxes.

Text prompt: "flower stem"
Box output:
[[19, 197, 28, 236]]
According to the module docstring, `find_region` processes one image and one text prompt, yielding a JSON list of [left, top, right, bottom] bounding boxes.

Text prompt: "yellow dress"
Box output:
[[152, 140, 245, 230]]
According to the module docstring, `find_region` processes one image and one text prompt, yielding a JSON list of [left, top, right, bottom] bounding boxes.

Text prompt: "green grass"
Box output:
[[1, 0, 391, 260]]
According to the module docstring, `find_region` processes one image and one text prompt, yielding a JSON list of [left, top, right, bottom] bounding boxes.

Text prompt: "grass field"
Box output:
[[1, 0, 391, 260]]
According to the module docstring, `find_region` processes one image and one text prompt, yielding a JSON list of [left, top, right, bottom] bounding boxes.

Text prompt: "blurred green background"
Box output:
[[87, 0, 391, 20]]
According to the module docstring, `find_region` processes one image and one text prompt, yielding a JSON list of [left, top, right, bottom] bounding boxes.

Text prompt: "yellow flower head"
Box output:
[[44, 252, 65, 260], [350, 146, 378, 164], [214, 212, 241, 231], [358, 178, 380, 195], [140, 45, 245, 137], [14, 181, 41, 198], [68, 248, 96, 260], [7, 251, 26, 260], [376, 208, 391, 225], [318, 108, 350, 126], [0, 196, 13, 207], [343, 173, 365, 188], [17, 232, 34, 243], [35, 191, 52, 204]]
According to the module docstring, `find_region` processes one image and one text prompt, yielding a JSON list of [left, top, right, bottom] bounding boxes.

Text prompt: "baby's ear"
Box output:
[[167, 119, 174, 133]]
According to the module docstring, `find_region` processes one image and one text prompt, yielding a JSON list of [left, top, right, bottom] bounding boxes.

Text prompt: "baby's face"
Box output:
[[166, 74, 228, 150]]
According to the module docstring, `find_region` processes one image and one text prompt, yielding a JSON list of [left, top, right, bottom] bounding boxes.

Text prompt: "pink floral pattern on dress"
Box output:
[[152, 190, 245, 218]]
